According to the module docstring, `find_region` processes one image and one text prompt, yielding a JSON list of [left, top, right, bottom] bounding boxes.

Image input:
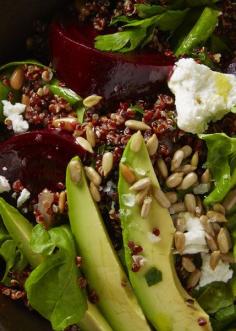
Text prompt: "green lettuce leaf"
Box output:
[[199, 133, 236, 205], [25, 225, 87, 331]]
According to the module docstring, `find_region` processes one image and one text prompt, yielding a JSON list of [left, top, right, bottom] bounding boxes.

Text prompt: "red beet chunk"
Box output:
[[50, 18, 175, 101], [0, 130, 84, 197]]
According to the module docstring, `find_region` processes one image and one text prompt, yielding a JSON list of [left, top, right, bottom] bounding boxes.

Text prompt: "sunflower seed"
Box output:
[[171, 150, 185, 171], [210, 251, 221, 270], [207, 211, 227, 223], [90, 182, 101, 202], [187, 270, 201, 289], [10, 67, 24, 90], [176, 218, 187, 232], [174, 231, 185, 254], [175, 164, 197, 174], [120, 163, 136, 184], [135, 188, 149, 205], [178, 172, 198, 190], [201, 169, 211, 184], [166, 172, 184, 188], [220, 253, 235, 264], [58, 191, 66, 213], [157, 159, 168, 179], [84, 167, 102, 186], [205, 234, 218, 252], [141, 196, 152, 218], [184, 194, 196, 214], [212, 222, 221, 235], [169, 202, 186, 215], [102, 152, 113, 177], [181, 145, 193, 158], [191, 151, 199, 167], [213, 203, 225, 215], [217, 227, 232, 254], [53, 117, 77, 132], [200, 216, 215, 236], [182, 257, 196, 273], [153, 187, 171, 208], [165, 191, 178, 204], [21, 94, 30, 106], [130, 131, 143, 152], [195, 196, 204, 216], [130, 178, 151, 192], [146, 134, 159, 156], [69, 159, 82, 184], [125, 120, 150, 131], [76, 137, 94, 153], [83, 94, 103, 108], [223, 189, 236, 212], [85, 125, 96, 147]]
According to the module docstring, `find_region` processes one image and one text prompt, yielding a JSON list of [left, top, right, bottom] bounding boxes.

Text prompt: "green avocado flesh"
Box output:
[[66, 157, 151, 331], [118, 133, 212, 331]]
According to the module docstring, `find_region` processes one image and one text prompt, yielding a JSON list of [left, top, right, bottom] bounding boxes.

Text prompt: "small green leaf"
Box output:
[[129, 105, 144, 115], [110, 15, 136, 26], [48, 85, 82, 106], [144, 267, 162, 287], [76, 104, 86, 123], [0, 240, 17, 283], [135, 4, 166, 18], [30, 224, 55, 256]]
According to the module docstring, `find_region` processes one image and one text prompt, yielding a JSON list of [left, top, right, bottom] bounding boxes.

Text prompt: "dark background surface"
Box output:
[[0, 0, 67, 329]]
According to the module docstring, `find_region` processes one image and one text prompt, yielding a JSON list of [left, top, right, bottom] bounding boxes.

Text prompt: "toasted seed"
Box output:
[[84, 167, 102, 186], [184, 194, 196, 214], [191, 152, 199, 167], [141, 196, 152, 218], [41, 69, 53, 82], [200, 216, 215, 236], [135, 188, 149, 205], [157, 159, 168, 179], [171, 150, 185, 171], [195, 196, 204, 216], [176, 218, 187, 232], [21, 94, 30, 106], [182, 257, 196, 273], [169, 202, 186, 215], [165, 191, 178, 204], [130, 131, 143, 152], [213, 203, 225, 215], [125, 120, 150, 131], [217, 227, 232, 254], [210, 251, 221, 270], [181, 145, 193, 158], [69, 159, 81, 184], [102, 152, 113, 177], [53, 117, 77, 132], [10, 67, 24, 90], [220, 253, 235, 264], [90, 182, 101, 202], [130, 178, 151, 192], [166, 172, 184, 188], [205, 234, 218, 252], [153, 187, 171, 209], [174, 231, 185, 254], [201, 169, 211, 184], [37, 87, 44, 97], [120, 163, 136, 184], [146, 134, 159, 156], [85, 125, 96, 147], [58, 191, 66, 213], [76, 137, 94, 153], [212, 222, 221, 235], [178, 172, 198, 190], [187, 270, 201, 289], [207, 211, 227, 223], [175, 164, 197, 174], [223, 189, 236, 212], [83, 94, 103, 108]]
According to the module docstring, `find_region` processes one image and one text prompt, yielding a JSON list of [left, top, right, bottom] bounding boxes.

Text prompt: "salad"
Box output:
[[0, 0, 236, 330]]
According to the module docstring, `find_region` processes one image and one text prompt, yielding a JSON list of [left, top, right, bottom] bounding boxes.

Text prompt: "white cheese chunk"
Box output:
[[0, 176, 10, 193], [168, 58, 236, 134], [2, 100, 29, 134], [17, 188, 31, 208], [198, 253, 233, 288]]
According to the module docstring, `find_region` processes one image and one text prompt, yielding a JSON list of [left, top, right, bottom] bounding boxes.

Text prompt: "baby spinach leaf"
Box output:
[[199, 133, 236, 205], [215, 305, 236, 324], [25, 225, 87, 331], [135, 4, 166, 18], [30, 224, 55, 256], [0, 239, 17, 283]]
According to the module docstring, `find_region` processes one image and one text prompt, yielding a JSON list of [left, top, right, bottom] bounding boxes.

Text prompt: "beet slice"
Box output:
[[50, 18, 175, 101], [0, 130, 84, 197]]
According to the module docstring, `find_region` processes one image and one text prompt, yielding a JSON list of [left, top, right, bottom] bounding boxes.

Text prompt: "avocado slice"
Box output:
[[66, 157, 151, 331], [118, 132, 212, 331]]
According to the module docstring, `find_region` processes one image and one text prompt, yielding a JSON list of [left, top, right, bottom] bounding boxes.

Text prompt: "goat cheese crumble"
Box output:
[[168, 58, 236, 134], [0, 176, 10, 193], [198, 253, 233, 288], [2, 100, 29, 133], [17, 188, 31, 208]]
